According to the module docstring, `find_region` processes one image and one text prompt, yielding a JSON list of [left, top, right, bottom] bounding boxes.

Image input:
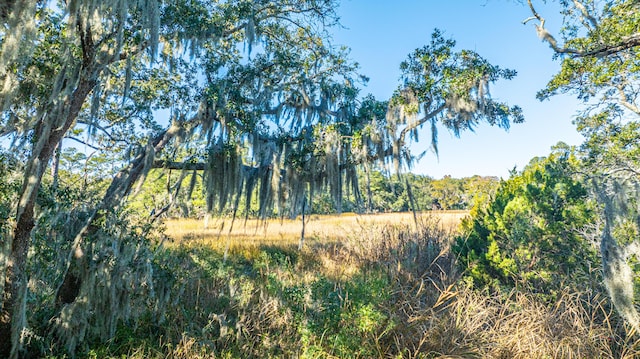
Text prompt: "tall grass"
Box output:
[[163, 211, 468, 248], [80, 212, 640, 358]]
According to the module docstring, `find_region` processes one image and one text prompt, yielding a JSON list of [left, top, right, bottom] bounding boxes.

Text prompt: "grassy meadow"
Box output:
[[163, 211, 468, 248], [83, 211, 640, 358]]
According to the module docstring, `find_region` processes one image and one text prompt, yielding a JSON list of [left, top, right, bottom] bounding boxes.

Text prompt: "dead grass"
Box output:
[[85, 212, 640, 359], [163, 210, 468, 249], [156, 213, 640, 359], [414, 288, 629, 359]]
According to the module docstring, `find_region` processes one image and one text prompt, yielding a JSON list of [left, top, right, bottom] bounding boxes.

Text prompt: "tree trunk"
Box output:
[[0, 76, 96, 358], [51, 141, 61, 194], [365, 163, 373, 213], [298, 195, 306, 250], [55, 125, 179, 307], [404, 176, 418, 228]]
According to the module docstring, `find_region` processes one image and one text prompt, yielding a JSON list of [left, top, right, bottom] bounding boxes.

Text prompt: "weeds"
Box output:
[[56, 212, 640, 358]]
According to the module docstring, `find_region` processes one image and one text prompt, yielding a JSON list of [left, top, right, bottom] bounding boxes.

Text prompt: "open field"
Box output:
[[163, 210, 469, 248], [113, 209, 636, 359]]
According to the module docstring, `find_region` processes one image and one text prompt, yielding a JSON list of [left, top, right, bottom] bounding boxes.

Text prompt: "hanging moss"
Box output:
[[49, 210, 161, 355]]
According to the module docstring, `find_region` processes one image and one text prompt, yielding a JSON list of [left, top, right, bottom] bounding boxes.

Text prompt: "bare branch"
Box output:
[[572, 0, 598, 30], [153, 160, 205, 171], [525, 0, 582, 55], [75, 119, 130, 145], [616, 83, 640, 116], [64, 136, 106, 151]]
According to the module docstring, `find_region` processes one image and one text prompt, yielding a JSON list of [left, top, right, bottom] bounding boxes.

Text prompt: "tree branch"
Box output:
[[398, 103, 446, 146], [65, 136, 105, 151], [526, 0, 640, 58], [616, 83, 640, 116], [572, 0, 598, 30], [583, 33, 640, 58], [119, 41, 149, 61], [153, 160, 205, 171], [525, 0, 582, 55]]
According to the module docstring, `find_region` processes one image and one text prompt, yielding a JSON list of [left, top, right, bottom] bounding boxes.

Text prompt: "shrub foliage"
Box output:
[[454, 150, 601, 294]]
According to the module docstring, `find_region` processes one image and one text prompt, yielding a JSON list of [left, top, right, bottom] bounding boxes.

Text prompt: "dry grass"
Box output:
[[157, 213, 640, 359], [405, 288, 631, 359], [84, 212, 640, 359], [163, 210, 468, 249]]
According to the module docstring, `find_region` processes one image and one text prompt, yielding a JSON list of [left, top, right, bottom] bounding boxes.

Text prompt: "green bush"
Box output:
[[454, 149, 600, 295]]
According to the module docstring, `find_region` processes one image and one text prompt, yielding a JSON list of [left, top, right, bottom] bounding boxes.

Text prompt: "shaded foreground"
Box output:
[[84, 213, 637, 358]]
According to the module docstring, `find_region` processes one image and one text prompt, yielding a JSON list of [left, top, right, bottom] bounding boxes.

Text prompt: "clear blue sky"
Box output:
[[331, 0, 585, 179]]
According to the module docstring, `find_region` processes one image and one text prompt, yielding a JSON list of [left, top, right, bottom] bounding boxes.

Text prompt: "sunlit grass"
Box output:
[[92, 209, 639, 359], [163, 210, 469, 250]]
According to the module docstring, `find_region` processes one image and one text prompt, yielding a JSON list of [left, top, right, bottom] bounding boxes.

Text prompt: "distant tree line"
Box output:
[[316, 171, 499, 214]]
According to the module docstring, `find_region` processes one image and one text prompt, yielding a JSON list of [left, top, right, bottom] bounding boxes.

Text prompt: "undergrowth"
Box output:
[[62, 216, 640, 358]]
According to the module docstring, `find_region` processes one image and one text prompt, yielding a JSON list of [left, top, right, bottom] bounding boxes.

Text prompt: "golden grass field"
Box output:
[[127, 210, 640, 358], [164, 210, 469, 248]]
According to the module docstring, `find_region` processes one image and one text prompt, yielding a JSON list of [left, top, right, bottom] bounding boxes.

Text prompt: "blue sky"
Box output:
[[332, 0, 585, 179]]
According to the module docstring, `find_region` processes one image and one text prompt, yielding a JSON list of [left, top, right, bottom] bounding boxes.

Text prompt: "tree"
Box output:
[[430, 176, 465, 210], [348, 30, 523, 219], [462, 175, 500, 209], [0, 0, 346, 356], [525, 0, 640, 329], [454, 146, 599, 294], [352, 30, 524, 176], [152, 28, 524, 222], [0, 1, 161, 356]]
